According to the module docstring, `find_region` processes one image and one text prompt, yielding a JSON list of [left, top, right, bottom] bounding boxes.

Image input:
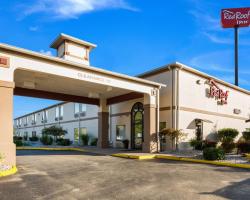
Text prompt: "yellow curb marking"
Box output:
[[16, 147, 86, 152], [0, 166, 18, 177], [111, 153, 155, 160], [111, 153, 250, 169]]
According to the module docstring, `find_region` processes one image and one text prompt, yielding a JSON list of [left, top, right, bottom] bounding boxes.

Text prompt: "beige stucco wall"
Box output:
[[177, 69, 250, 149], [142, 70, 173, 129]]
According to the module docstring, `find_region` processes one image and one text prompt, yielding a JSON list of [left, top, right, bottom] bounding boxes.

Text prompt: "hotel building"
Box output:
[[1, 33, 250, 167], [14, 58, 250, 150]]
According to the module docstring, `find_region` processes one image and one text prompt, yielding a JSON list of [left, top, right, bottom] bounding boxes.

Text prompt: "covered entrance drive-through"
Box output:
[[0, 33, 164, 168]]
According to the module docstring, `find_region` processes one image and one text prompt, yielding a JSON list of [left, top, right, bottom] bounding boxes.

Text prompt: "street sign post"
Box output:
[[221, 7, 250, 86]]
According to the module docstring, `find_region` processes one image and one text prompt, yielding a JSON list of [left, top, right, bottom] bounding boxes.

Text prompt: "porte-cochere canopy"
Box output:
[[0, 34, 165, 167]]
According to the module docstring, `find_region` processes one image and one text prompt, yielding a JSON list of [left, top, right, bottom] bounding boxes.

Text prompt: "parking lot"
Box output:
[[0, 150, 250, 200]]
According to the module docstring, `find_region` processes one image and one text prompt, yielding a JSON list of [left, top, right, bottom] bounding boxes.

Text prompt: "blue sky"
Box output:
[[0, 0, 249, 118]]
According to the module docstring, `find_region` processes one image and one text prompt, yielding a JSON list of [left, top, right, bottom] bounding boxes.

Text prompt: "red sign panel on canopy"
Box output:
[[221, 7, 250, 28]]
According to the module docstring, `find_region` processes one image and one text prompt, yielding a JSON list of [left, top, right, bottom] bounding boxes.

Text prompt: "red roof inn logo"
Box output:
[[208, 80, 229, 105], [221, 7, 250, 28]]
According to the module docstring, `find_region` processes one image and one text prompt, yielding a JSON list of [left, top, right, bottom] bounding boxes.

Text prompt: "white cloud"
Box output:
[[29, 26, 39, 32], [186, 49, 250, 88], [189, 50, 234, 73], [22, 0, 138, 19], [39, 50, 53, 56], [202, 32, 233, 45]]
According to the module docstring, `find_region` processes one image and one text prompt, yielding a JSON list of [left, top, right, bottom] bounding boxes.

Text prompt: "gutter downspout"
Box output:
[[109, 105, 112, 147], [176, 69, 180, 130], [156, 88, 160, 152]]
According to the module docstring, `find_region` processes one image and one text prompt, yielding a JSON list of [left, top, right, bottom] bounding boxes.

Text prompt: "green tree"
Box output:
[[42, 126, 67, 141], [160, 128, 186, 150]]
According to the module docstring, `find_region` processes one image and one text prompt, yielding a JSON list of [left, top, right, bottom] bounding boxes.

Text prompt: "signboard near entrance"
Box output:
[[221, 7, 250, 28]]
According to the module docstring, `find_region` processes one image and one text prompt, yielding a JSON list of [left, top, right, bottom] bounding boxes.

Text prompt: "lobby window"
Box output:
[[116, 125, 126, 141], [74, 128, 79, 144], [80, 127, 87, 137], [24, 132, 28, 141], [32, 131, 36, 137]]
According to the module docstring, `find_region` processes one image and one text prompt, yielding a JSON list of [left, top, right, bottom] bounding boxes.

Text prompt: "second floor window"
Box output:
[[32, 114, 37, 124], [25, 116, 28, 125], [56, 105, 64, 119], [42, 110, 48, 122], [74, 103, 87, 116], [74, 103, 80, 114], [17, 119, 22, 127]]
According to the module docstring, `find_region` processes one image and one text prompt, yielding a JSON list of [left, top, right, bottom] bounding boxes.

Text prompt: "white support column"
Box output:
[[98, 98, 109, 148], [143, 91, 159, 153], [0, 81, 16, 167]]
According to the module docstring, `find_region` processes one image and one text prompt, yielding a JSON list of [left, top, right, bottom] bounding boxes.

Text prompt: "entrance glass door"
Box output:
[[131, 102, 144, 149]]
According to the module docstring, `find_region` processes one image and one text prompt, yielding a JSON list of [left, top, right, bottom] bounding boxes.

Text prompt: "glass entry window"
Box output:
[[74, 128, 79, 144], [74, 128, 87, 145], [79, 127, 87, 145], [131, 102, 144, 149]]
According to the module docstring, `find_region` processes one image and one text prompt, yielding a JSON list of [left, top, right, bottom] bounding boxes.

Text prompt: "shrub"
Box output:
[[81, 134, 89, 146], [29, 136, 39, 142], [203, 140, 217, 148], [189, 138, 203, 150], [161, 128, 186, 150], [203, 147, 225, 161], [90, 138, 98, 146], [237, 142, 250, 153], [13, 136, 23, 146], [14, 140, 23, 147], [242, 131, 250, 141], [13, 136, 23, 141], [57, 139, 71, 146], [40, 135, 53, 145], [42, 126, 67, 141], [217, 128, 239, 153], [218, 128, 239, 143]]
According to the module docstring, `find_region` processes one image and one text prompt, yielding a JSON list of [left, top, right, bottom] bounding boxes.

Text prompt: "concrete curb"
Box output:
[[111, 153, 155, 160], [111, 153, 250, 169], [0, 166, 18, 177], [16, 147, 86, 152], [156, 155, 250, 169]]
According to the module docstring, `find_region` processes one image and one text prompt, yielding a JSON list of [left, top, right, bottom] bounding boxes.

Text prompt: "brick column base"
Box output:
[[98, 112, 109, 148]]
